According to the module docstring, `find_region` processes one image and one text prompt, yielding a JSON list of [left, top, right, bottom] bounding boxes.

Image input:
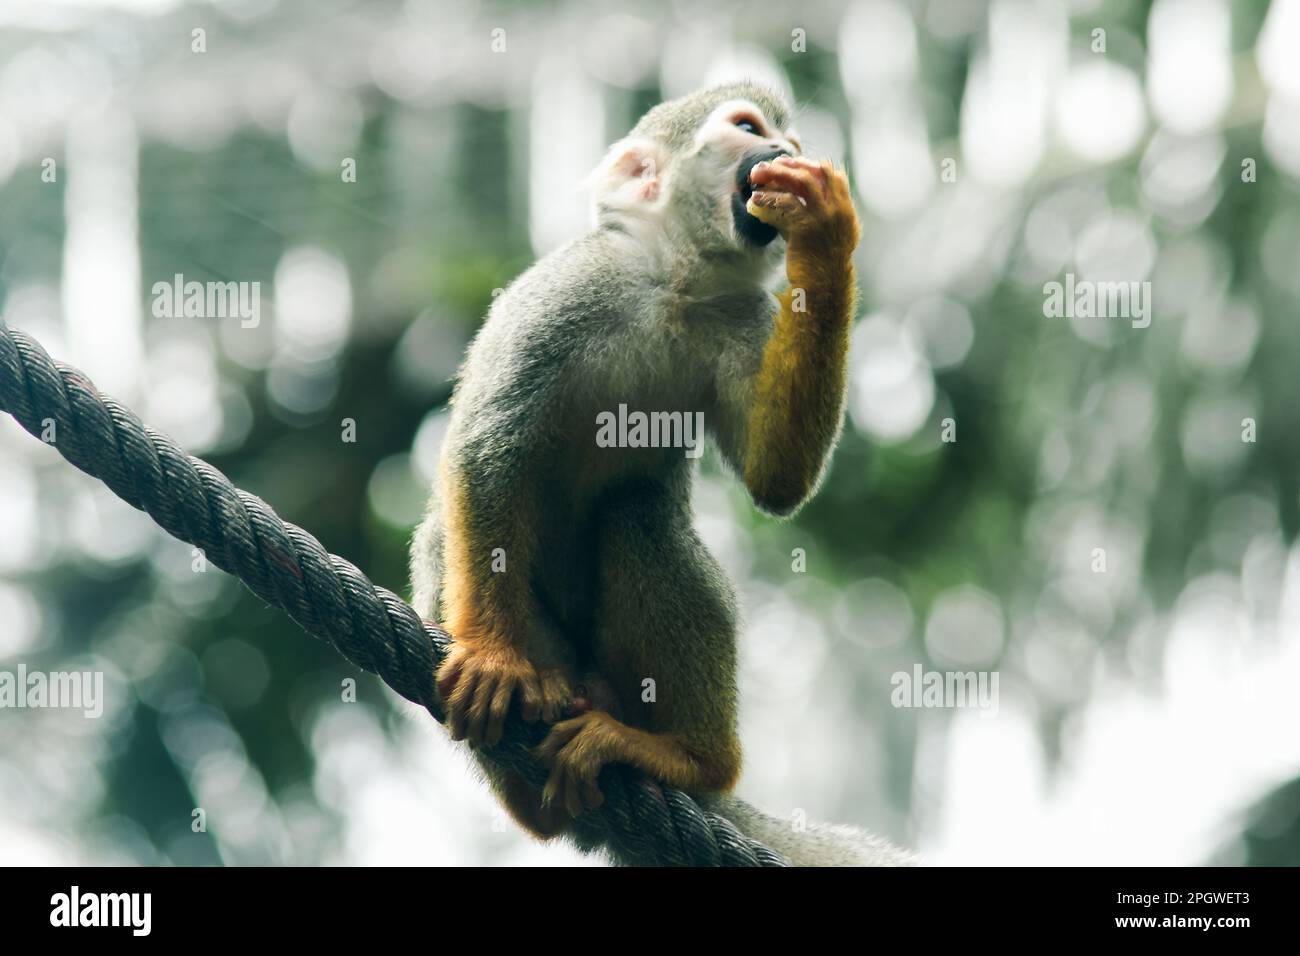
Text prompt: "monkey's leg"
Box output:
[[436, 459, 563, 746], [536, 482, 743, 816]]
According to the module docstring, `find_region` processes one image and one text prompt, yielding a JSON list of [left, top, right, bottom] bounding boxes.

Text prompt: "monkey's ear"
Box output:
[[589, 137, 664, 207]]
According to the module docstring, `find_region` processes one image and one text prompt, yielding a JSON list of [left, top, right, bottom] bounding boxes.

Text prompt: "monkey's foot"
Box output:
[[436, 642, 551, 746], [537, 711, 620, 817], [538, 711, 741, 817]]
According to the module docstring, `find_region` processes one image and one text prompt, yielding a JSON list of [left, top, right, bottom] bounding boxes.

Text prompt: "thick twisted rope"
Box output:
[[0, 322, 787, 867]]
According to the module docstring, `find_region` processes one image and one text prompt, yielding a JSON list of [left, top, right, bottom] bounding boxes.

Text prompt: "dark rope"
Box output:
[[0, 321, 787, 867]]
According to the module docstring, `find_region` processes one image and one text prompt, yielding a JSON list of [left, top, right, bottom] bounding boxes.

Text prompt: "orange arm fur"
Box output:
[[742, 176, 860, 515]]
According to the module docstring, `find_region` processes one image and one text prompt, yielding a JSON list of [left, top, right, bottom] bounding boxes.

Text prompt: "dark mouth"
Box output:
[[732, 149, 789, 247]]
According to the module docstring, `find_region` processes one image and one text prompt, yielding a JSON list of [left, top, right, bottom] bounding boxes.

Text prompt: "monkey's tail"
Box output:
[[698, 794, 918, 867]]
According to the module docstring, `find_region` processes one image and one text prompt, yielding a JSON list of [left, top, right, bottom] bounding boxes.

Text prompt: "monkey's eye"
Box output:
[[734, 119, 761, 135]]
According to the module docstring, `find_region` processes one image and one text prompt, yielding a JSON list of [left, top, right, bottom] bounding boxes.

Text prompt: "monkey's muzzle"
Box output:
[[733, 148, 790, 247]]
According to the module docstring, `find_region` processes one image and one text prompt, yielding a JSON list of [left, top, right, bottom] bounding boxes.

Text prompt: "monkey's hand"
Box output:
[[746, 156, 860, 259], [437, 641, 572, 746]]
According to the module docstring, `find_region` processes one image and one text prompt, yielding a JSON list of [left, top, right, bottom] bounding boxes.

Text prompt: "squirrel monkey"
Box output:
[[411, 82, 912, 865]]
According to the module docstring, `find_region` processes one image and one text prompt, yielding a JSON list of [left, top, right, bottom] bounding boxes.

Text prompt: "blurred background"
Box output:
[[2, 0, 1299, 866]]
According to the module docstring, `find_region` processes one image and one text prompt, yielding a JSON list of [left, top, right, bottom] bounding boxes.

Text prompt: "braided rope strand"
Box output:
[[0, 322, 786, 867]]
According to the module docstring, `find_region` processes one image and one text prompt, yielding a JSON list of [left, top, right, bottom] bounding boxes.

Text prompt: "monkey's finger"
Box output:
[[748, 189, 803, 213], [518, 670, 543, 723], [563, 770, 585, 818], [453, 664, 488, 739], [484, 677, 516, 746], [539, 669, 572, 723], [779, 157, 832, 206], [823, 163, 853, 205], [774, 154, 836, 193], [750, 162, 824, 209], [465, 675, 497, 744], [435, 653, 465, 701], [445, 666, 482, 740], [583, 779, 604, 810], [541, 768, 562, 810], [535, 733, 560, 762], [535, 728, 569, 762], [536, 716, 586, 760], [747, 191, 805, 232], [749, 162, 807, 201]]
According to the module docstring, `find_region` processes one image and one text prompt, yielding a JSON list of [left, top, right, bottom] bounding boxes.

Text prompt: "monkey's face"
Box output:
[[683, 99, 802, 253], [590, 92, 801, 266]]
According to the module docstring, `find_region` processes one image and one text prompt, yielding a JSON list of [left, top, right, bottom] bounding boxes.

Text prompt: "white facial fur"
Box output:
[[590, 98, 802, 258], [690, 99, 801, 165]]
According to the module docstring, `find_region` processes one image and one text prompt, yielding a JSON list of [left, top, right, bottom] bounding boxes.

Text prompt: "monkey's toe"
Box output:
[[538, 667, 573, 723], [541, 758, 605, 818]]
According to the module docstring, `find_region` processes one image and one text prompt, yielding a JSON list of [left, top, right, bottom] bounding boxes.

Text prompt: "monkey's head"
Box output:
[[590, 81, 802, 266]]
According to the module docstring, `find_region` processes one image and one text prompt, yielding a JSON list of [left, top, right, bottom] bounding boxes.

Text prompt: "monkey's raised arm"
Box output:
[[715, 157, 861, 517]]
